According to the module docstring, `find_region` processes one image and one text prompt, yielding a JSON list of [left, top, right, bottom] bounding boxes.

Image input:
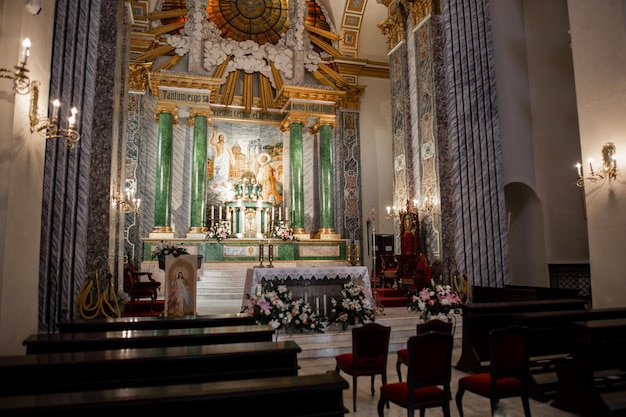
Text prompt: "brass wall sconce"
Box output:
[[112, 188, 142, 214], [0, 38, 32, 95], [575, 142, 618, 188], [29, 81, 81, 148]]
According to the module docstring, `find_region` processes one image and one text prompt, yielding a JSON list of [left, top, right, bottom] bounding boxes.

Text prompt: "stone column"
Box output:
[[281, 116, 307, 235], [311, 117, 340, 239], [152, 103, 178, 234], [187, 109, 211, 236]]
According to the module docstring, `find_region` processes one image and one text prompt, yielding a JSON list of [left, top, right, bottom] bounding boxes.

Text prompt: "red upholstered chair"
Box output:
[[335, 322, 391, 412], [377, 331, 454, 417], [455, 325, 531, 417], [123, 254, 160, 312], [396, 319, 454, 382]]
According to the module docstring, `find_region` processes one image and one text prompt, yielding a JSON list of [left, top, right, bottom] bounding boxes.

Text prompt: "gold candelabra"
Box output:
[[112, 188, 142, 214], [0, 38, 32, 95], [30, 81, 81, 148], [576, 142, 619, 188]]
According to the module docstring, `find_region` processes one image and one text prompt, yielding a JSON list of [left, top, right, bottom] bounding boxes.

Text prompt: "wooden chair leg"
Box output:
[[396, 359, 403, 382]]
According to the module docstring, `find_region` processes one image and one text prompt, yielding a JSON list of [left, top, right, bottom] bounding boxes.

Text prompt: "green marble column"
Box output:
[[319, 123, 335, 233], [189, 113, 209, 233], [289, 122, 305, 233], [153, 111, 174, 233]]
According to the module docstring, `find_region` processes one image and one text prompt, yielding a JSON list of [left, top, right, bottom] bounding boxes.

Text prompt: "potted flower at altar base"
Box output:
[[272, 220, 298, 241], [241, 279, 325, 334], [407, 281, 462, 322], [206, 220, 231, 242], [151, 241, 189, 270], [326, 281, 376, 330]]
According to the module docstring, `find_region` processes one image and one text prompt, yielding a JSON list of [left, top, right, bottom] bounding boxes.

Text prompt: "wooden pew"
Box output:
[[513, 307, 626, 401], [0, 340, 301, 395], [552, 318, 626, 417], [23, 324, 275, 354], [455, 298, 587, 373], [57, 313, 255, 333], [471, 285, 581, 303], [0, 372, 349, 417]]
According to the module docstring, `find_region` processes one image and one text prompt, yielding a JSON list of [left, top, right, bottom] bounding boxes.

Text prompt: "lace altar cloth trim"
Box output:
[[245, 267, 374, 306]]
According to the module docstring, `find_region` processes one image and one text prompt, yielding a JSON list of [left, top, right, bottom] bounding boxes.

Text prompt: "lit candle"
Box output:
[[271, 207, 275, 222], [68, 107, 78, 129], [576, 163, 582, 177], [588, 158, 594, 174], [210, 205, 215, 220], [278, 207, 282, 221], [52, 99, 60, 121], [316, 297, 320, 313], [218, 205, 222, 220], [386, 206, 391, 215], [323, 294, 327, 316], [20, 38, 31, 66]]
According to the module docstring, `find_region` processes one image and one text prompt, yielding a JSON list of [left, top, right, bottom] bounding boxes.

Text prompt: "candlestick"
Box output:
[[323, 294, 327, 316], [68, 107, 78, 129], [316, 297, 320, 314], [278, 207, 282, 221], [20, 38, 31, 66], [52, 99, 60, 121], [210, 205, 215, 220], [218, 205, 222, 219]]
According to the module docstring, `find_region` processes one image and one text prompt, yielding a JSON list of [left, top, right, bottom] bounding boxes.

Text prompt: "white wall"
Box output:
[[359, 76, 393, 272], [0, 0, 54, 355], [568, 0, 626, 308]]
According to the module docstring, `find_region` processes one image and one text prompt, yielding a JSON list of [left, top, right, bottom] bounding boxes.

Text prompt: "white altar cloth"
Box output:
[[243, 266, 374, 308]]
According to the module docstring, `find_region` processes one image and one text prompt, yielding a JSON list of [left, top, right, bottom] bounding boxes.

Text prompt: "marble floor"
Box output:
[[297, 351, 579, 417]]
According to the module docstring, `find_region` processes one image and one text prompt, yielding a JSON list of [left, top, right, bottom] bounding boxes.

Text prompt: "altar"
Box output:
[[243, 266, 374, 317]]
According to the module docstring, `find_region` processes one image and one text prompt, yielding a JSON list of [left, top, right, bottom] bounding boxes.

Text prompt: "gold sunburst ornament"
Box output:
[[209, 0, 289, 45]]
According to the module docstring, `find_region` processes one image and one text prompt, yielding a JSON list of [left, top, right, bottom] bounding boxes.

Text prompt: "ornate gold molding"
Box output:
[[148, 71, 221, 97], [154, 102, 179, 124], [309, 115, 337, 134], [274, 85, 346, 110], [129, 62, 152, 93], [279, 112, 310, 132], [188, 108, 213, 126], [410, 0, 440, 28]]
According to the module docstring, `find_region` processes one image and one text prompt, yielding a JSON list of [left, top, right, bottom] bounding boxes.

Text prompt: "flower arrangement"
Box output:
[[407, 281, 462, 321], [326, 281, 376, 330], [206, 220, 231, 242], [151, 241, 189, 258], [272, 220, 297, 241], [241, 279, 324, 334]]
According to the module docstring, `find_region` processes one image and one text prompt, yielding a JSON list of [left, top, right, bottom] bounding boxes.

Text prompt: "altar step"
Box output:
[[276, 309, 462, 359], [375, 287, 410, 308], [196, 269, 247, 315]]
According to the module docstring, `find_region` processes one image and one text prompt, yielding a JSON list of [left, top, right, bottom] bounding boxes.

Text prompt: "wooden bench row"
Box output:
[[1, 340, 301, 395], [551, 318, 626, 417], [0, 371, 349, 417], [23, 324, 275, 354], [471, 284, 582, 303], [56, 312, 256, 333], [512, 306, 626, 401], [455, 298, 588, 373], [7, 315, 350, 415]]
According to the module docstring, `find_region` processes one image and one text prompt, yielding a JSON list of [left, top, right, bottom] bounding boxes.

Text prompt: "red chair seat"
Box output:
[[458, 374, 524, 398], [396, 348, 408, 364], [336, 353, 386, 372], [380, 382, 446, 405]]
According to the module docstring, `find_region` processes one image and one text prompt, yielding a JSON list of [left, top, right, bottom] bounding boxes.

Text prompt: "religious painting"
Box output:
[[164, 254, 197, 317], [207, 122, 284, 208]]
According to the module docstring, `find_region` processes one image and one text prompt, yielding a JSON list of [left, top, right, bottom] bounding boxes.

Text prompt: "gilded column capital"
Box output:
[[188, 108, 213, 126], [410, 0, 440, 28], [280, 114, 309, 132], [129, 62, 152, 93], [309, 115, 336, 134], [154, 102, 179, 124]]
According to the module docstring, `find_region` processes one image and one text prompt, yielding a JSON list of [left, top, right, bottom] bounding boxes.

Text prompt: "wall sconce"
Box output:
[[0, 38, 32, 95], [385, 205, 397, 219], [112, 188, 142, 214], [575, 142, 618, 188], [29, 81, 81, 148]]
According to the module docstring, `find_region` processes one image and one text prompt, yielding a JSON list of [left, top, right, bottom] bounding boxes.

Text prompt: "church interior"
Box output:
[[1, 0, 626, 415]]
